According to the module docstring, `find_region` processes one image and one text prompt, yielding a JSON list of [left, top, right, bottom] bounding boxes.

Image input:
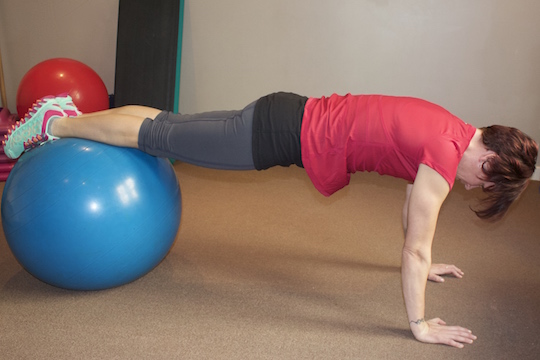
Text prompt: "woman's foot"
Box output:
[[56, 93, 83, 117], [2, 96, 66, 159]]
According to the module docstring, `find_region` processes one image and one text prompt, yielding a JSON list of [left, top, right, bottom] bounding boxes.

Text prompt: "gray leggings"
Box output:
[[138, 101, 256, 170]]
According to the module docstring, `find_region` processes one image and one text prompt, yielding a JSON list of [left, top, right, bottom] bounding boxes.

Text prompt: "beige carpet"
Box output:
[[1, 162, 539, 359]]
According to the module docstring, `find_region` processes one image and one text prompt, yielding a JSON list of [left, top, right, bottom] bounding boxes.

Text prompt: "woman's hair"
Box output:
[[475, 125, 538, 220]]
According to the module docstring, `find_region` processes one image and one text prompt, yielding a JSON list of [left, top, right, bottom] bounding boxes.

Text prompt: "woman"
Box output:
[[3, 92, 538, 348]]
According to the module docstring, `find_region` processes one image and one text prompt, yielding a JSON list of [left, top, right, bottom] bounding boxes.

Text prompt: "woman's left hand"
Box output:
[[428, 264, 464, 283]]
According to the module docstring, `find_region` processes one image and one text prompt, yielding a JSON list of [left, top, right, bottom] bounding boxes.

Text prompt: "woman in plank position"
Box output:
[[3, 92, 538, 348]]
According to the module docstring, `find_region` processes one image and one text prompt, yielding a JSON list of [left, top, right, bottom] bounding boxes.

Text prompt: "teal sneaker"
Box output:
[[2, 96, 65, 159], [56, 93, 82, 117]]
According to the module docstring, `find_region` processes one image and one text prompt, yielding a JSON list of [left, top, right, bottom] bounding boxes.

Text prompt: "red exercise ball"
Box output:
[[16, 58, 109, 118]]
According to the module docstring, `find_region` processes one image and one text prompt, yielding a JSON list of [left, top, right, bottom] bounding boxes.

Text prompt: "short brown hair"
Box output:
[[474, 125, 538, 220]]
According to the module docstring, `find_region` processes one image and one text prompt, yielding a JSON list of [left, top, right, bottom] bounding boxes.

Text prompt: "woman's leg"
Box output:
[[5, 98, 256, 170], [138, 102, 256, 170], [2, 101, 162, 159], [4, 95, 256, 170], [59, 103, 256, 170], [51, 105, 161, 148], [54, 103, 256, 170]]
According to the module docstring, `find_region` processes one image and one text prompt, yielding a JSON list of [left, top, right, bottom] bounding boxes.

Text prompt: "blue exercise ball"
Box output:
[[1, 139, 181, 291]]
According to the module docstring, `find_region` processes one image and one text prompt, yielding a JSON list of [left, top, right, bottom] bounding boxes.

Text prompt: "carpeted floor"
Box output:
[[1, 162, 539, 359]]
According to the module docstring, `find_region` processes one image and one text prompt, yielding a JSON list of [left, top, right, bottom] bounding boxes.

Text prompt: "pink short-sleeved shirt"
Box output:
[[300, 94, 476, 196]]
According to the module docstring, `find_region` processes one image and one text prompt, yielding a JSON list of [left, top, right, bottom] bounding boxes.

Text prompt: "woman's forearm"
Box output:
[[401, 248, 431, 336]]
